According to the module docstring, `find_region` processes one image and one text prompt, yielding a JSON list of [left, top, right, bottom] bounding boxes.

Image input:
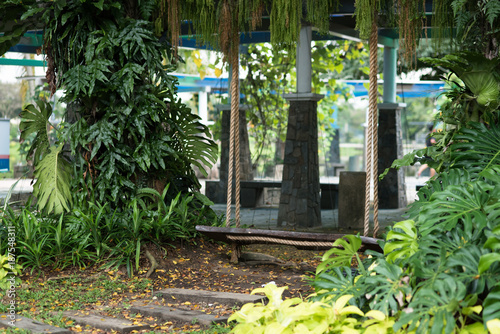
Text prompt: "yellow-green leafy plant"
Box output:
[[0, 253, 22, 291], [229, 283, 402, 334]]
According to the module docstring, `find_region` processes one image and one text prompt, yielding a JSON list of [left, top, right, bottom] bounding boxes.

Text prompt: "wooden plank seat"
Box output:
[[205, 180, 339, 209], [195, 225, 382, 252]]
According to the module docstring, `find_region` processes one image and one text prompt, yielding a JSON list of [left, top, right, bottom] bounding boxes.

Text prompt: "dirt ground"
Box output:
[[146, 238, 324, 299], [10, 238, 326, 332]]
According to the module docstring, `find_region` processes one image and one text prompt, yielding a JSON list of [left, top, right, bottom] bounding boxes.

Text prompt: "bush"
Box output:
[[0, 185, 223, 276]]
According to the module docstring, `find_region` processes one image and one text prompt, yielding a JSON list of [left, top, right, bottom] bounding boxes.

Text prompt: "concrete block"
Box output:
[[338, 171, 366, 230], [0, 314, 71, 333], [61, 311, 151, 334], [130, 304, 228, 326], [156, 288, 266, 306]]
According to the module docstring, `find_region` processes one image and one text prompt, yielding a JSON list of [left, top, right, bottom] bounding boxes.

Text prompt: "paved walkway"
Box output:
[[208, 176, 428, 234], [0, 176, 428, 233], [0, 178, 33, 199]]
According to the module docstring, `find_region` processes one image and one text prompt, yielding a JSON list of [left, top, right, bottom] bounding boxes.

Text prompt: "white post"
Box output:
[[296, 26, 312, 94], [198, 87, 209, 124]]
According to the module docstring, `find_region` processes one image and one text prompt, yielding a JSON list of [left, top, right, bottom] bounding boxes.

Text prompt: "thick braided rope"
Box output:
[[225, 57, 237, 228], [364, 73, 374, 237], [370, 17, 380, 238], [232, 33, 241, 228], [226, 235, 337, 248]]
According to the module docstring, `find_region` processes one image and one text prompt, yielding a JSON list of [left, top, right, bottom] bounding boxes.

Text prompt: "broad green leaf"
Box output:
[[315, 235, 362, 275], [365, 260, 412, 314], [418, 181, 489, 236], [32, 144, 72, 214], [395, 275, 466, 334], [384, 220, 419, 264], [19, 100, 53, 164], [478, 253, 500, 275], [311, 266, 365, 309], [483, 283, 500, 323]]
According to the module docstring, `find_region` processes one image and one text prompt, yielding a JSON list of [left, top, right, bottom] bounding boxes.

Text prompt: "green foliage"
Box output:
[[445, 0, 500, 57], [384, 220, 419, 264], [0, 184, 222, 276], [19, 100, 52, 165], [315, 235, 363, 275], [307, 125, 500, 333], [0, 253, 22, 291], [240, 41, 361, 173], [229, 282, 414, 333], [0, 0, 42, 55], [4, 0, 219, 214], [32, 144, 73, 215], [382, 52, 500, 180], [19, 101, 73, 214]]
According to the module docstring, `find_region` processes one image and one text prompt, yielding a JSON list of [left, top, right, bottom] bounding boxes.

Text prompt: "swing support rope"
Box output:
[[225, 14, 379, 240], [364, 14, 380, 238], [226, 26, 242, 263]]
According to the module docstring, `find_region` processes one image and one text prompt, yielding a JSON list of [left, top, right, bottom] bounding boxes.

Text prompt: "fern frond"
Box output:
[[484, 0, 500, 27], [32, 144, 73, 215]]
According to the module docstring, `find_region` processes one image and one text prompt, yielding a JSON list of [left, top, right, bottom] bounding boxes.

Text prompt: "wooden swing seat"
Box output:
[[195, 225, 382, 252]]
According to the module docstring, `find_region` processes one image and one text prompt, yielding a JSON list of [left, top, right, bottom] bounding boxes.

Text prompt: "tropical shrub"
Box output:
[[229, 282, 397, 334], [0, 186, 222, 276], [13, 0, 218, 215]]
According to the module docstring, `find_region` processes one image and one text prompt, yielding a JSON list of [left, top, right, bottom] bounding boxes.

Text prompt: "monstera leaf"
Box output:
[[19, 100, 53, 165], [365, 260, 413, 315], [384, 220, 419, 264], [451, 122, 500, 174], [32, 144, 72, 214], [395, 275, 467, 334], [315, 235, 362, 275], [311, 266, 366, 308], [418, 180, 491, 236], [406, 169, 471, 222], [169, 107, 218, 177]]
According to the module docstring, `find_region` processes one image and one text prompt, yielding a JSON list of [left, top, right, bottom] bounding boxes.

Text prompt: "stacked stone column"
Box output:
[[278, 93, 323, 228]]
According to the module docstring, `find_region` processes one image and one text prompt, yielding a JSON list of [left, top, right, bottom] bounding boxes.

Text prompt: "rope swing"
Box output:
[[364, 13, 380, 238], [226, 23, 242, 263]]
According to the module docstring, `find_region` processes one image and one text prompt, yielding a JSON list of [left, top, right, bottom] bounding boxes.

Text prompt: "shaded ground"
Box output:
[[6, 238, 326, 333], [147, 238, 323, 298]]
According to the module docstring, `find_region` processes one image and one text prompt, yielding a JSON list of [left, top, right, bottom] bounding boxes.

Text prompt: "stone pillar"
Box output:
[[278, 93, 323, 228], [378, 103, 407, 208], [214, 104, 253, 203]]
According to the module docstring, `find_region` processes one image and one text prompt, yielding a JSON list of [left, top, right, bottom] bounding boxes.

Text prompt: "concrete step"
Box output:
[[156, 288, 266, 306], [130, 303, 228, 326], [0, 289, 263, 333], [0, 314, 71, 334], [61, 311, 152, 334]]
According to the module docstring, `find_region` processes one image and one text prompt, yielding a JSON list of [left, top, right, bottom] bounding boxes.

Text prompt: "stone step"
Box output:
[[156, 288, 266, 306], [0, 314, 71, 334], [130, 304, 228, 326], [61, 311, 152, 334]]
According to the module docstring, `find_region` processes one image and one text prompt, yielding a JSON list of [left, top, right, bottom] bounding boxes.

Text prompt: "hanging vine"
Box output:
[[355, 0, 380, 40]]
